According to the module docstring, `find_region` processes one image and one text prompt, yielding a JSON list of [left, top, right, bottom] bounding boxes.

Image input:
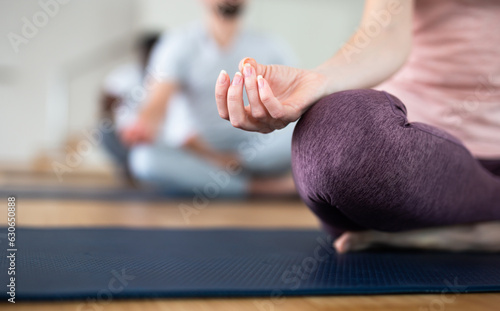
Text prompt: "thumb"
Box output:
[[238, 57, 267, 76]]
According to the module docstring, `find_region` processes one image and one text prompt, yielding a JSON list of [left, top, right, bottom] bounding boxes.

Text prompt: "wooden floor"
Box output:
[[1, 198, 499, 310]]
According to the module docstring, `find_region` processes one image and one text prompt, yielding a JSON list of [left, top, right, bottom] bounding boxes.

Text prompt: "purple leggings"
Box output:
[[291, 89, 500, 236]]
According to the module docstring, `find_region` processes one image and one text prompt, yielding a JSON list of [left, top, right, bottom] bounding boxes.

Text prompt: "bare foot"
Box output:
[[334, 222, 500, 253]]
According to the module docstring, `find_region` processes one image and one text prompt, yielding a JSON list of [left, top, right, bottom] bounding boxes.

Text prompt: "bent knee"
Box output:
[[292, 90, 407, 179], [291, 90, 411, 217], [293, 89, 408, 145]]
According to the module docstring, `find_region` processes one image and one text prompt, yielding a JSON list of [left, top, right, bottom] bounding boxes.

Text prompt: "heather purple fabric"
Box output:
[[291, 89, 500, 236]]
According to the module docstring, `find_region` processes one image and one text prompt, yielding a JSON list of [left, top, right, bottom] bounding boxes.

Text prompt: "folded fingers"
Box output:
[[243, 63, 268, 120]]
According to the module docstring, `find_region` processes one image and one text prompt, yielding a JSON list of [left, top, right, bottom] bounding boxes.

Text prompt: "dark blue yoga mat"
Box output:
[[1, 227, 499, 301], [0, 186, 183, 201]]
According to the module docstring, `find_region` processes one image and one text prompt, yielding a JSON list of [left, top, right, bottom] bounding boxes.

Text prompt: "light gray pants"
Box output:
[[129, 124, 295, 197]]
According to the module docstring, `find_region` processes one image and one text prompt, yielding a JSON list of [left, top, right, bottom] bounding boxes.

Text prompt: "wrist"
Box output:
[[311, 65, 337, 98]]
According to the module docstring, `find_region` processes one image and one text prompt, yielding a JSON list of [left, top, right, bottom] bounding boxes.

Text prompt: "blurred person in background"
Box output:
[[120, 0, 297, 197], [100, 32, 160, 186]]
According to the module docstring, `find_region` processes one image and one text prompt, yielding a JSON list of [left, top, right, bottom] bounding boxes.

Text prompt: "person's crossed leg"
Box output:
[[291, 89, 500, 252]]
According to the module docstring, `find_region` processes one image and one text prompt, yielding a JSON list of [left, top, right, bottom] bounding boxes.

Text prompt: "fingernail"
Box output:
[[232, 72, 242, 85], [243, 63, 253, 77], [257, 75, 264, 89], [218, 70, 227, 84]]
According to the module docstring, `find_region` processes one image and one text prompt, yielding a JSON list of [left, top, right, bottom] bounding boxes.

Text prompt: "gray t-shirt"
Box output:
[[148, 22, 295, 150]]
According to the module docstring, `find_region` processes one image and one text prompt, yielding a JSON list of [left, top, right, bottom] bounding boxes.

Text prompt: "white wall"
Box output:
[[0, 0, 138, 166], [0, 0, 363, 167]]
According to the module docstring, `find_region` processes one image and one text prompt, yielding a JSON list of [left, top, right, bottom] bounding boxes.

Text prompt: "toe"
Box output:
[[334, 231, 377, 253], [334, 232, 354, 253]]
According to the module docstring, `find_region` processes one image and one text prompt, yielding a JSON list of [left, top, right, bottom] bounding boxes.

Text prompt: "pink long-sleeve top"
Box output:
[[377, 0, 500, 159]]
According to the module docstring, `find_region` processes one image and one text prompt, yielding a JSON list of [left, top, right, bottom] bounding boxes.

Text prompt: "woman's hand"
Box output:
[[215, 58, 328, 133]]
